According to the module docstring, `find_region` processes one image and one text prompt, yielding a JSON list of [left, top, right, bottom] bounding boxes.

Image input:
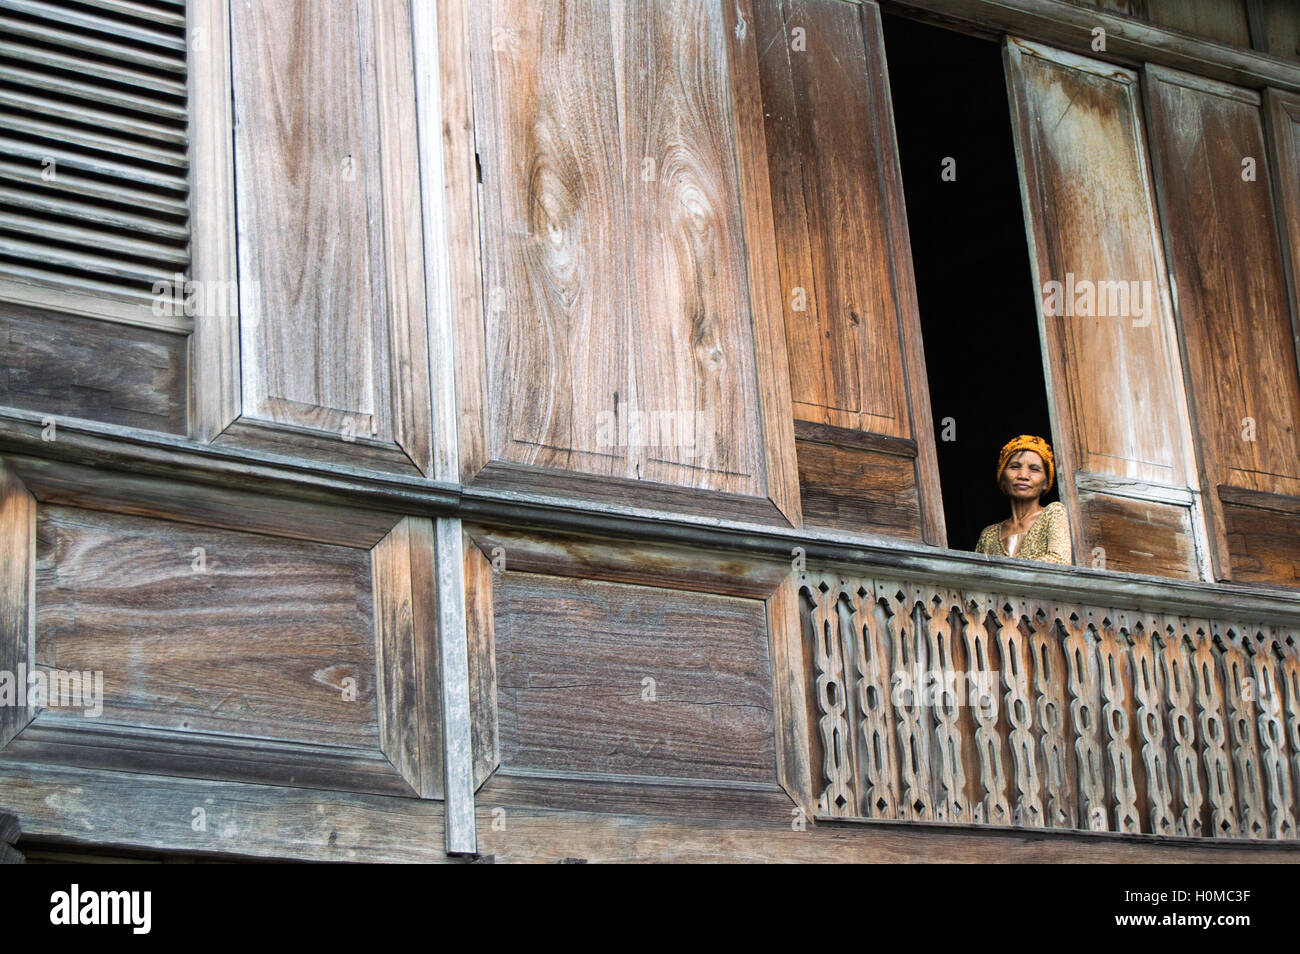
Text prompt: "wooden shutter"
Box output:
[[1004, 39, 1208, 581], [461, 0, 799, 524], [1145, 65, 1300, 584], [192, 0, 434, 474], [752, 0, 942, 543], [0, 0, 189, 309]]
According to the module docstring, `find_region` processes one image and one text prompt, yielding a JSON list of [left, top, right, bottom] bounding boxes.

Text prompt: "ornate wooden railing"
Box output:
[[799, 570, 1300, 840]]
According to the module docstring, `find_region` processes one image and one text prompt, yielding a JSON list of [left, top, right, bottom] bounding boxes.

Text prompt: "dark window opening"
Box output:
[[881, 13, 1057, 552]]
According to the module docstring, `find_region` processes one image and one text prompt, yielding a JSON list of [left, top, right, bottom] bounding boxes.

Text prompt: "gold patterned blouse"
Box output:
[[975, 500, 1073, 565]]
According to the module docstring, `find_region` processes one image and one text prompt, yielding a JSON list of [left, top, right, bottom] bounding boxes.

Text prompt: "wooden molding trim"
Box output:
[[1218, 483, 1300, 515], [794, 419, 919, 458]]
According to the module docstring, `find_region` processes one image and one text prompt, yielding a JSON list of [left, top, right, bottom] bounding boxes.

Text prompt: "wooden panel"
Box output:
[[470, 0, 628, 477], [1221, 495, 1300, 587], [1249, 0, 1300, 61], [753, 0, 908, 437], [1005, 42, 1192, 488], [752, 0, 942, 541], [1145, 66, 1300, 578], [0, 464, 34, 749], [493, 571, 777, 782], [464, 537, 499, 789], [0, 761, 451, 862], [372, 517, 443, 798], [626, 1, 762, 489], [227, 0, 431, 472], [1265, 88, 1300, 388], [1147, 0, 1252, 47], [795, 437, 921, 538], [0, 302, 186, 434], [34, 505, 378, 747], [466, 0, 797, 519], [1075, 490, 1200, 579]]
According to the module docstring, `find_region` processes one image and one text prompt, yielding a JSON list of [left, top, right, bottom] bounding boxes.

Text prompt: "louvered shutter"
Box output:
[[0, 0, 189, 308]]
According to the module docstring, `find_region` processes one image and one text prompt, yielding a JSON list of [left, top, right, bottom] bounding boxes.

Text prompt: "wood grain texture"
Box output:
[[1147, 0, 1252, 48], [467, 0, 796, 515], [227, 0, 432, 471], [1222, 496, 1300, 586], [372, 517, 443, 798], [1075, 490, 1201, 580], [6, 453, 401, 549], [471, 0, 629, 476], [494, 571, 777, 783], [0, 302, 186, 434], [1005, 42, 1194, 488], [0, 462, 34, 748], [1145, 66, 1300, 585], [766, 574, 813, 813], [473, 804, 1297, 862], [0, 760, 452, 862], [35, 505, 378, 747], [467, 525, 789, 600], [753, 0, 943, 542], [753, 0, 908, 436], [1249, 0, 1300, 61], [796, 439, 922, 538], [628, 0, 764, 492], [1264, 88, 1300, 397]]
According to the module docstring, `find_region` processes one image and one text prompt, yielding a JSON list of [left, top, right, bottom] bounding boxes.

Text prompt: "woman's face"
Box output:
[[1000, 450, 1048, 502]]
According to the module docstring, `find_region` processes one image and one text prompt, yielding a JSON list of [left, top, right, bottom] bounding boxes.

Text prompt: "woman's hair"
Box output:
[[996, 434, 1055, 493]]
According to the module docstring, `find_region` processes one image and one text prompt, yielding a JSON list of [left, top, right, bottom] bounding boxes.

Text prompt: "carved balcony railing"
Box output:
[[799, 570, 1300, 840]]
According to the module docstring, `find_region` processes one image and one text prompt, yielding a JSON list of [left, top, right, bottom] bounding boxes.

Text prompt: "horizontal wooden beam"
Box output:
[[882, 0, 1300, 94], [1, 407, 1298, 625]]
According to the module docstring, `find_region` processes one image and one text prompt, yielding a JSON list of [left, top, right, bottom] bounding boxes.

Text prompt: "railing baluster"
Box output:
[[994, 596, 1044, 828], [879, 579, 933, 821], [1279, 628, 1300, 838], [1249, 625, 1296, 839], [924, 587, 968, 823], [1062, 608, 1108, 831], [795, 567, 1297, 844], [849, 579, 899, 819], [1128, 613, 1176, 836], [1218, 622, 1268, 839], [1162, 617, 1205, 838], [1032, 603, 1074, 829], [805, 573, 855, 817], [958, 592, 1010, 827]]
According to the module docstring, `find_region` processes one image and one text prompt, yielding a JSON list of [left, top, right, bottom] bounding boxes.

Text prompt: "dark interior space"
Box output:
[[881, 13, 1057, 552]]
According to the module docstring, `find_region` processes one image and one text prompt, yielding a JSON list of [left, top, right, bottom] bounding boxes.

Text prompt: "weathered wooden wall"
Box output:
[[1, 0, 1299, 865]]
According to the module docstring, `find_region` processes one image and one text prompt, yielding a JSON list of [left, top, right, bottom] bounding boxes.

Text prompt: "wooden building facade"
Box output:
[[1, 0, 1299, 861]]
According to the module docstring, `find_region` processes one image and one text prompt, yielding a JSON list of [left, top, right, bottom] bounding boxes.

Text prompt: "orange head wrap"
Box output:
[[996, 434, 1055, 494]]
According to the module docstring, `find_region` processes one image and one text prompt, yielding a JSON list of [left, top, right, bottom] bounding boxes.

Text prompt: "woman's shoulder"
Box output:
[[974, 522, 1000, 551], [1042, 501, 1068, 519]]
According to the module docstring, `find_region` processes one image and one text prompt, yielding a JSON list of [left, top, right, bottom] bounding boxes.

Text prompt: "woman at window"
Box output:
[[975, 435, 1073, 565]]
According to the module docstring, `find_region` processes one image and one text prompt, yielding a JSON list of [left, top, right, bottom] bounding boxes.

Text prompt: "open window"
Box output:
[[881, 13, 1056, 554]]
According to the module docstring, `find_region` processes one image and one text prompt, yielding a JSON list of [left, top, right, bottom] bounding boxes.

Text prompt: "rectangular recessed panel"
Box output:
[[1076, 491, 1199, 580], [1005, 42, 1189, 485], [1222, 498, 1300, 588], [796, 437, 921, 538], [35, 506, 379, 747], [0, 301, 186, 432], [494, 572, 776, 783], [1145, 69, 1300, 499]]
